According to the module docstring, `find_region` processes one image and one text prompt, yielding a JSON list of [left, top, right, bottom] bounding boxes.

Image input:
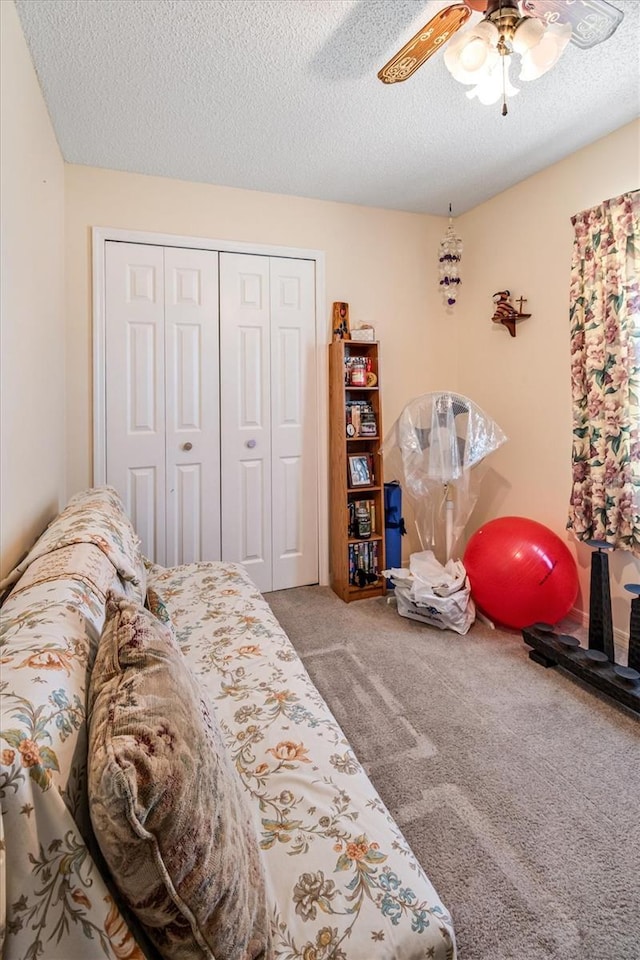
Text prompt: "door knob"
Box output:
[[182, 442, 193, 451], [246, 439, 257, 449]]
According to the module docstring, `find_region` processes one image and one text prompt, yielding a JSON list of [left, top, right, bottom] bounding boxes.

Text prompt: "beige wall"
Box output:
[[64, 164, 455, 492], [0, 0, 66, 577], [456, 120, 640, 642], [62, 122, 639, 640]]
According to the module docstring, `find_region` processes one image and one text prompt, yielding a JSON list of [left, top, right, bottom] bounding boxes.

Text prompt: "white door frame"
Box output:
[[92, 226, 329, 586]]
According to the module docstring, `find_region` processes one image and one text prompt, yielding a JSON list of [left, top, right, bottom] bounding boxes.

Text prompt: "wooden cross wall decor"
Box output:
[[491, 290, 532, 338]]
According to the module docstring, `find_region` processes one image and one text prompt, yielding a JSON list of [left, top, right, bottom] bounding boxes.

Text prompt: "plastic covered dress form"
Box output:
[[384, 392, 507, 562]]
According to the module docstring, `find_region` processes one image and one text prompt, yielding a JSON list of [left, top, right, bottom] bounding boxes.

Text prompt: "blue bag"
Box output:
[[384, 481, 406, 588]]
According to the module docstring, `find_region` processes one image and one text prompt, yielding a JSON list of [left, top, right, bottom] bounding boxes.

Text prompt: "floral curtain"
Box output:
[[567, 190, 640, 555]]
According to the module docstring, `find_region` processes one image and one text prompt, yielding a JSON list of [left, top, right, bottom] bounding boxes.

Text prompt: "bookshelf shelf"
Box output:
[[329, 340, 385, 602]]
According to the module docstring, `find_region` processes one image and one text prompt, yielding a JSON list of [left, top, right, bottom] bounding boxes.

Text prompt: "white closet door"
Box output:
[[104, 241, 318, 587], [105, 242, 166, 562], [220, 253, 272, 592], [270, 258, 318, 590], [164, 248, 221, 566]]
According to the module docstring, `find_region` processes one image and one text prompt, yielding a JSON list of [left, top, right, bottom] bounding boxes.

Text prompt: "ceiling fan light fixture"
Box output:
[[444, 5, 573, 110], [466, 56, 519, 106], [460, 37, 491, 72], [517, 21, 573, 81], [511, 16, 544, 54], [443, 21, 499, 84], [470, 19, 501, 44], [377, 0, 625, 109]]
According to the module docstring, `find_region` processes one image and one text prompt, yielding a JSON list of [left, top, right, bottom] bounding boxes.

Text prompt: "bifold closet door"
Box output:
[[163, 247, 221, 567], [270, 256, 318, 591], [105, 241, 221, 566], [219, 254, 272, 592], [219, 253, 318, 593], [105, 242, 167, 561]]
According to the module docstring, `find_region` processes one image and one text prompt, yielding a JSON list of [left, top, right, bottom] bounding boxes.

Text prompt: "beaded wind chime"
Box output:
[[439, 205, 463, 307]]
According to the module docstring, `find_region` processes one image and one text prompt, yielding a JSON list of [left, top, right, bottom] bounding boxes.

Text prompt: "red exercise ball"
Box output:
[[463, 517, 579, 630]]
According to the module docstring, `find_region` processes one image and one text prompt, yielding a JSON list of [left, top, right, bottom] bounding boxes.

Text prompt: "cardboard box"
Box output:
[[350, 328, 375, 342]]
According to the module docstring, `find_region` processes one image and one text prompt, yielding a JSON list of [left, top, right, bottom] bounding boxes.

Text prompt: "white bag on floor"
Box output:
[[384, 550, 475, 635]]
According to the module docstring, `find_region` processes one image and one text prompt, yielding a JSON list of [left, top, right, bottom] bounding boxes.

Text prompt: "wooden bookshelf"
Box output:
[[329, 340, 385, 602]]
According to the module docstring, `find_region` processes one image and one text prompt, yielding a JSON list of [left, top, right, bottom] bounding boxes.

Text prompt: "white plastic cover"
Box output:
[[383, 551, 475, 635], [383, 392, 507, 561]]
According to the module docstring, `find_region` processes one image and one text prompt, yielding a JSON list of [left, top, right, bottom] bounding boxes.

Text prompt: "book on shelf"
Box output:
[[348, 541, 380, 587]]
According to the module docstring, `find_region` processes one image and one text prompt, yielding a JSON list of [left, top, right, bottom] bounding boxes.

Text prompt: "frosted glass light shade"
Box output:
[[460, 37, 491, 72], [467, 57, 519, 105], [512, 17, 544, 54], [444, 20, 500, 84], [519, 21, 572, 80]]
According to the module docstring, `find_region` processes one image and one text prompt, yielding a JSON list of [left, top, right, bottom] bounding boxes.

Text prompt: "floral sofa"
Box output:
[[0, 487, 456, 960]]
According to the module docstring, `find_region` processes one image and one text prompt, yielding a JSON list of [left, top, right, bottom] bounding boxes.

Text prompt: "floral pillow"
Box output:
[[87, 594, 273, 960]]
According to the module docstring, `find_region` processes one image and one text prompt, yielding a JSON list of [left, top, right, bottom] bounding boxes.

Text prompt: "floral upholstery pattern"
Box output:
[[1, 546, 145, 960], [147, 561, 456, 960], [1, 485, 455, 960], [89, 594, 273, 960], [146, 585, 172, 626], [0, 486, 146, 596], [1, 488, 151, 959]]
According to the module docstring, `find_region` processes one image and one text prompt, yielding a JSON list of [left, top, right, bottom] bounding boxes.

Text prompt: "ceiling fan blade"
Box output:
[[520, 0, 624, 49], [378, 3, 473, 84]]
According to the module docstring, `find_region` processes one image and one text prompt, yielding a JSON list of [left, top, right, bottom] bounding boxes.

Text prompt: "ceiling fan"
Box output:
[[378, 0, 624, 114]]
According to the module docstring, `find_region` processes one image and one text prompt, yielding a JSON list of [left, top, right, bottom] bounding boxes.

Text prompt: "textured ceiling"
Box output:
[[15, 0, 640, 215]]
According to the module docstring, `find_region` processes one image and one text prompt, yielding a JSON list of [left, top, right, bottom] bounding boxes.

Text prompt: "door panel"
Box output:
[[175, 463, 202, 561], [270, 258, 318, 590], [164, 247, 220, 566], [174, 323, 202, 430], [280, 455, 302, 553], [127, 467, 159, 560], [220, 253, 272, 592], [240, 459, 266, 561], [239, 326, 265, 427], [128, 323, 157, 432], [105, 241, 166, 561]]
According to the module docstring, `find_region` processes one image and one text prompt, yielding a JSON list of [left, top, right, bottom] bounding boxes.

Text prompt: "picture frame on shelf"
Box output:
[[348, 454, 371, 487]]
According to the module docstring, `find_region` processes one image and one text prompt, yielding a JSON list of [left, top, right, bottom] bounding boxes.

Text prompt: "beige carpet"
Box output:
[[265, 586, 640, 960]]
